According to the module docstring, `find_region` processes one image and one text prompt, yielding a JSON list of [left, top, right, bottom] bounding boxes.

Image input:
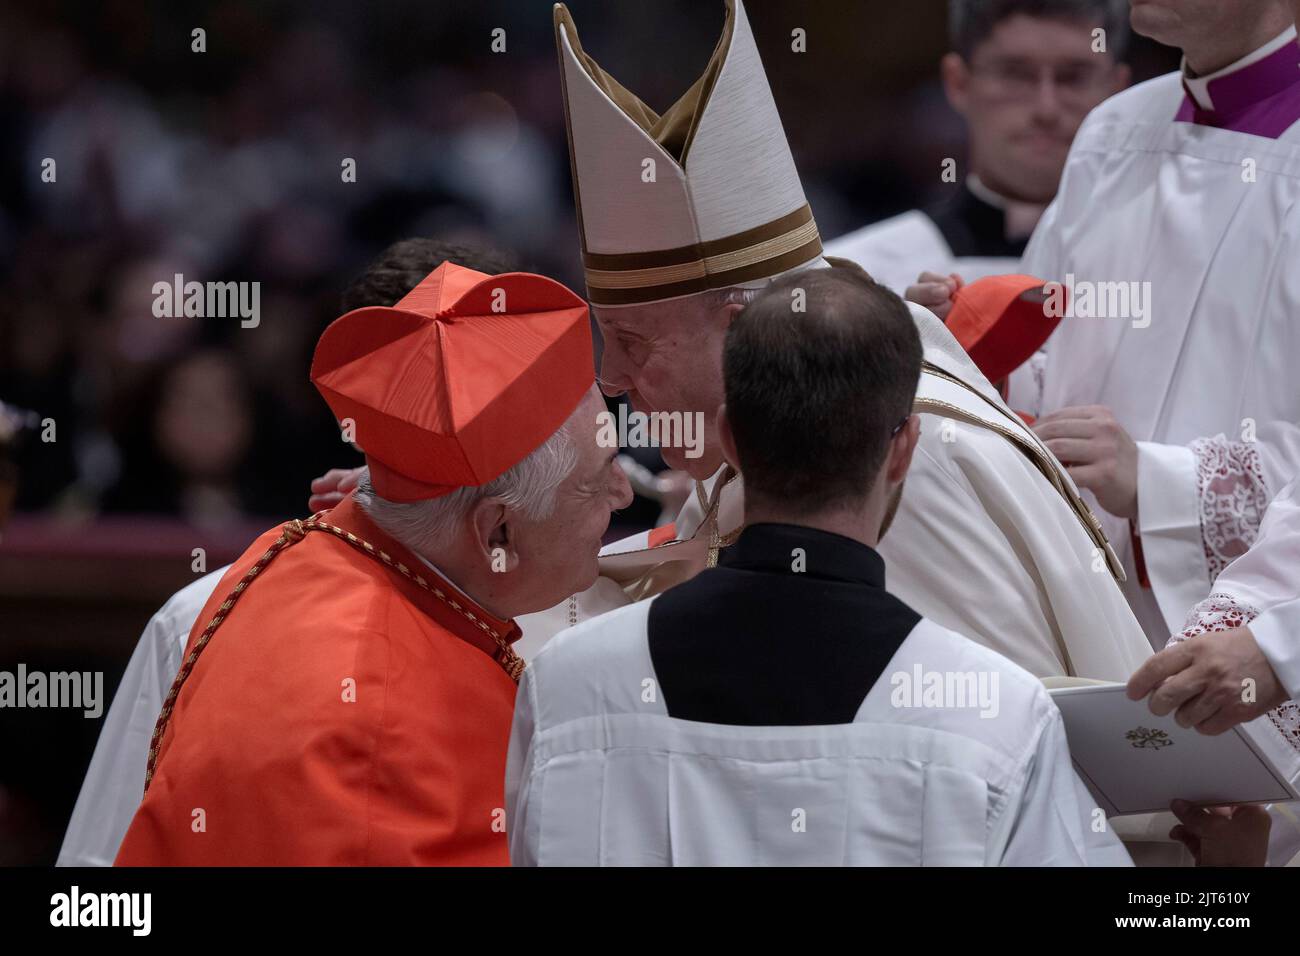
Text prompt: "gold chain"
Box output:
[[703, 467, 741, 567]]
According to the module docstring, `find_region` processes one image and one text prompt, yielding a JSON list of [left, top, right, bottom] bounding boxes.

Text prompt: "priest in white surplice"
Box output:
[[826, 0, 1130, 295], [1001, 3, 1300, 864], [1008, 2, 1300, 645], [525, 0, 1152, 687], [507, 269, 1131, 866]]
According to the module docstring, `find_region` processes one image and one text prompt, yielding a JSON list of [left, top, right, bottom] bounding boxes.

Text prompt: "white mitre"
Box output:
[[554, 0, 824, 307]]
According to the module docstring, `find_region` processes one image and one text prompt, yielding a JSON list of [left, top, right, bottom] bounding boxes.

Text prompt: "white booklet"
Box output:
[[1048, 681, 1300, 816]]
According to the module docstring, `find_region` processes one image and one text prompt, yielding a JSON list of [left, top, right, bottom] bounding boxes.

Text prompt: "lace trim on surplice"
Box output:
[[1171, 592, 1300, 754], [1192, 435, 1270, 582]]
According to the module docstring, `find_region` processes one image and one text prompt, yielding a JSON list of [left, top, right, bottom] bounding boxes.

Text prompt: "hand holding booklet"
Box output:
[[1047, 680, 1300, 816]]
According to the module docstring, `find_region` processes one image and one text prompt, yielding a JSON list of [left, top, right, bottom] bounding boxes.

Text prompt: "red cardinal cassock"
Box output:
[[115, 261, 592, 865]]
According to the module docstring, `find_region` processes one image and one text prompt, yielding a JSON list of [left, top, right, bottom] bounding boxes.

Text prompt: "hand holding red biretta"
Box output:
[[943, 274, 1063, 405]]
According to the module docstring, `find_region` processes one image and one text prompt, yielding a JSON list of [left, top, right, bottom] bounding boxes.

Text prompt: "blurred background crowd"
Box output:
[[0, 0, 1179, 863], [0, 0, 1177, 527]]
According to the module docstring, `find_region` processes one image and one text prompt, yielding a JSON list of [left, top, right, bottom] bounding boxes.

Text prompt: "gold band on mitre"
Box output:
[[582, 204, 823, 306]]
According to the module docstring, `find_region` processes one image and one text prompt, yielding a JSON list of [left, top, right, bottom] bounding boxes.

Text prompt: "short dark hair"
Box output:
[[723, 267, 923, 514], [340, 238, 521, 311], [949, 0, 1129, 60]]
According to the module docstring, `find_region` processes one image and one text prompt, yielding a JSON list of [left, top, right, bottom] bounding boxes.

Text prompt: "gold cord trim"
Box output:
[[144, 516, 524, 791], [913, 378, 1125, 584]]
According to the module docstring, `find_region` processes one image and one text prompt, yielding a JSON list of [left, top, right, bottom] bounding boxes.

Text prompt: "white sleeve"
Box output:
[[1217, 476, 1300, 612], [1171, 479, 1300, 867], [55, 569, 225, 867], [994, 707, 1133, 867], [1226, 478, 1300, 697], [1138, 430, 1300, 634], [1007, 196, 1066, 417], [1134, 440, 1206, 629], [1176, 477, 1300, 693], [1020, 192, 1065, 282], [1252, 599, 1300, 700], [505, 662, 541, 867]]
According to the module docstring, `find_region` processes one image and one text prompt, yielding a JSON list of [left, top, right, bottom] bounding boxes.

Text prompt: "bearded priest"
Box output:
[[114, 262, 631, 866]]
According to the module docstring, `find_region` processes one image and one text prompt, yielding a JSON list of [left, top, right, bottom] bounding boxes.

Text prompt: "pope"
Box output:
[[114, 262, 631, 865]]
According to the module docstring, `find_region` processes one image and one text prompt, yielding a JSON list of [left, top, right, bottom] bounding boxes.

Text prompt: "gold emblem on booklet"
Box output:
[[1126, 726, 1174, 750]]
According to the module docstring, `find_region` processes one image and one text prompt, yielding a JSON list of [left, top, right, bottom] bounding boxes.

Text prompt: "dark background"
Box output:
[[0, 0, 1180, 865]]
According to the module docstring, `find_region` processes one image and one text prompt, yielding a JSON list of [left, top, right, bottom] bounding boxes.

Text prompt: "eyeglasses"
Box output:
[[967, 57, 1113, 107], [890, 415, 911, 438]]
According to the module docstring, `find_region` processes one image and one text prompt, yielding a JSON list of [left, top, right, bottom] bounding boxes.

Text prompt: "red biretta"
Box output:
[[115, 261, 592, 865]]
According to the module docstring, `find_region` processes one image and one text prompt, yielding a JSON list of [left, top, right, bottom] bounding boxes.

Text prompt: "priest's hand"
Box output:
[[1126, 627, 1289, 734], [308, 466, 365, 512], [904, 271, 962, 321], [1169, 800, 1270, 867], [1032, 404, 1138, 519]]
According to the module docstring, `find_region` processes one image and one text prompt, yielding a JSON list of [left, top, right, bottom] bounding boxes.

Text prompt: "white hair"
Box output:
[[353, 417, 579, 556], [703, 285, 763, 310], [701, 259, 829, 313]]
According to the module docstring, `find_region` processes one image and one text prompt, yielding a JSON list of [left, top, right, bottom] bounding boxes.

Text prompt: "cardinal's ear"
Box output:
[[469, 496, 520, 573]]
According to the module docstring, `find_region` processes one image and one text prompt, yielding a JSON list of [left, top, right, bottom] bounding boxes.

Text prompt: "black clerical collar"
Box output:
[[649, 520, 915, 725], [719, 522, 886, 588], [924, 180, 1029, 259]]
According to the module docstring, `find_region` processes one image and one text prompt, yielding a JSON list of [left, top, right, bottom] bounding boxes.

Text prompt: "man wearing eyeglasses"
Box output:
[[1005, 0, 1300, 647], [828, 0, 1130, 298]]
